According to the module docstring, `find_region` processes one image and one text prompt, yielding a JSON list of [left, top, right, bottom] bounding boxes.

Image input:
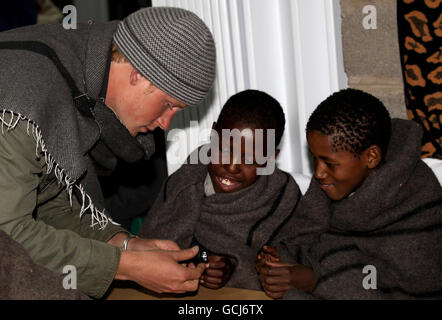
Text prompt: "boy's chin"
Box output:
[[320, 185, 353, 201], [324, 188, 357, 201]]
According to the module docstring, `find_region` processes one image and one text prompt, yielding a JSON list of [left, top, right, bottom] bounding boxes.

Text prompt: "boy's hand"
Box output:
[[200, 254, 234, 289], [256, 245, 280, 273], [259, 261, 316, 299]]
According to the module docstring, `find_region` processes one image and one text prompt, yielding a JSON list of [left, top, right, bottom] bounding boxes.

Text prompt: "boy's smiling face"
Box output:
[[208, 121, 278, 193], [307, 130, 380, 201]]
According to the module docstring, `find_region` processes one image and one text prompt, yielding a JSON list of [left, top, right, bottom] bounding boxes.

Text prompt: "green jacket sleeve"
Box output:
[[37, 182, 127, 243], [0, 117, 124, 298]]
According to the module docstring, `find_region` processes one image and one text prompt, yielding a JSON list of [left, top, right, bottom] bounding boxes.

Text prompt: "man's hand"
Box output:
[[130, 238, 180, 251], [115, 246, 205, 294], [107, 232, 180, 251], [200, 254, 234, 289]]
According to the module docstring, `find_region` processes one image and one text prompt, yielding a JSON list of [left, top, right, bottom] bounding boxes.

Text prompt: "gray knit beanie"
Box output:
[[113, 7, 216, 106]]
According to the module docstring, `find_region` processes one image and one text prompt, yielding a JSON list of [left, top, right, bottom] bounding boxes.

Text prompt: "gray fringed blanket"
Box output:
[[277, 119, 442, 299], [139, 161, 301, 290], [0, 230, 89, 300]]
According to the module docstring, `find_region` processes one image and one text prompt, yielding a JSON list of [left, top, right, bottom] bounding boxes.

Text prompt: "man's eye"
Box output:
[[326, 162, 336, 168]]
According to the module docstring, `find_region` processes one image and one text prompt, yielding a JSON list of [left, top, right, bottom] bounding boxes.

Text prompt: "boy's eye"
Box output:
[[326, 162, 337, 168], [165, 102, 173, 110]]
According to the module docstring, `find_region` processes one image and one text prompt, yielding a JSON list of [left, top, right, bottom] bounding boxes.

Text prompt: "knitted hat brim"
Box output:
[[114, 21, 210, 107]]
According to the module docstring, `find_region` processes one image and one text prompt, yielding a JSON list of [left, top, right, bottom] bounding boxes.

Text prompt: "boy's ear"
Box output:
[[267, 149, 280, 163], [366, 145, 382, 169], [274, 149, 280, 159]]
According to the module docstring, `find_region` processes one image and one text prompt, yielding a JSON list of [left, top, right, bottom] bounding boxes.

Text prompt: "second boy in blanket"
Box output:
[[139, 90, 301, 290], [257, 88, 442, 299]]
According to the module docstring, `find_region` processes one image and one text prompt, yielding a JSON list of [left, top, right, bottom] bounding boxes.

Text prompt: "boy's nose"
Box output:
[[314, 162, 328, 180], [157, 108, 179, 131], [224, 162, 240, 174]]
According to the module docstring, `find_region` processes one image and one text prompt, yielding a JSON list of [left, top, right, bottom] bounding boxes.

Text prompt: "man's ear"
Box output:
[[129, 68, 142, 86], [212, 122, 217, 130], [366, 145, 382, 169]]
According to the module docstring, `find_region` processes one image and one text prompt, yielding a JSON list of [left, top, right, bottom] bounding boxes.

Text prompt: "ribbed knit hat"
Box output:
[[113, 7, 216, 106]]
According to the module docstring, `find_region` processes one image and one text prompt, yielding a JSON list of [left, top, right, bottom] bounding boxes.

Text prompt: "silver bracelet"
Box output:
[[122, 234, 136, 251]]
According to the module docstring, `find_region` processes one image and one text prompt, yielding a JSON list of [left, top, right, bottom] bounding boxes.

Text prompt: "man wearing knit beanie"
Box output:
[[105, 7, 217, 294], [0, 6, 216, 299], [107, 7, 216, 135]]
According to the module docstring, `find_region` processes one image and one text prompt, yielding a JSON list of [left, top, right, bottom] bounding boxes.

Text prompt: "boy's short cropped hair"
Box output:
[[215, 89, 286, 146], [306, 88, 392, 157]]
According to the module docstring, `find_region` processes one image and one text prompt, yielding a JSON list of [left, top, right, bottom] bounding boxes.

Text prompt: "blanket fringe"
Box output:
[[0, 110, 119, 230]]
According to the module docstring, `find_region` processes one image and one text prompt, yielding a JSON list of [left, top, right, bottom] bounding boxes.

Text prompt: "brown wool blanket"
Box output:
[[139, 160, 301, 290], [277, 119, 442, 299], [0, 230, 89, 300]]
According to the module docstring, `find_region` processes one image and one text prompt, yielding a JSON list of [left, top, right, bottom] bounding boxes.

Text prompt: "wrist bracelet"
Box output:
[[122, 234, 136, 251]]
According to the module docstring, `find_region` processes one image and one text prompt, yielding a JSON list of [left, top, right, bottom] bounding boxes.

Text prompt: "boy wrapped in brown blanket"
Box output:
[[258, 89, 442, 299], [140, 90, 301, 290]]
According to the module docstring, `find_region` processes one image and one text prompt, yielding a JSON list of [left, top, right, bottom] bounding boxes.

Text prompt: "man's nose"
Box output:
[[157, 108, 179, 131]]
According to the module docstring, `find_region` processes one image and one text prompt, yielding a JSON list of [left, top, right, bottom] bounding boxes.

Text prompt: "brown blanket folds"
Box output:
[[139, 159, 301, 290], [278, 119, 442, 299], [0, 230, 89, 300]]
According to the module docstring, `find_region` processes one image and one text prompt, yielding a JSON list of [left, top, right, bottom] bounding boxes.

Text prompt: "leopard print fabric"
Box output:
[[398, 0, 442, 159]]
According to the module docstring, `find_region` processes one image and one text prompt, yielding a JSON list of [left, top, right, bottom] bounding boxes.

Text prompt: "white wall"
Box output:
[[153, 0, 348, 177]]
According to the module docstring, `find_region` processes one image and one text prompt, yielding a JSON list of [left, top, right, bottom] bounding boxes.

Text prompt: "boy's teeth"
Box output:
[[221, 178, 232, 186]]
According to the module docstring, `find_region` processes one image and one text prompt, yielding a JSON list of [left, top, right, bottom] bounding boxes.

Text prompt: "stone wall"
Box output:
[[341, 0, 408, 119]]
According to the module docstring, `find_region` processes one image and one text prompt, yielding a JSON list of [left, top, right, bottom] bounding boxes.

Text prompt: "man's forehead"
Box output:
[[168, 95, 186, 108], [158, 87, 186, 108]]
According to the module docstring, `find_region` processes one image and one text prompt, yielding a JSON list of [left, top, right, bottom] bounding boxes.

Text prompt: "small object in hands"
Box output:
[[193, 247, 208, 264], [200, 250, 208, 263], [189, 237, 209, 264]]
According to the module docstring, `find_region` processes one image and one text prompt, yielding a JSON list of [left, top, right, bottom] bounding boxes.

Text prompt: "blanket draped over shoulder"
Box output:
[[278, 119, 442, 299], [0, 22, 154, 229], [0, 230, 89, 300], [139, 159, 301, 290]]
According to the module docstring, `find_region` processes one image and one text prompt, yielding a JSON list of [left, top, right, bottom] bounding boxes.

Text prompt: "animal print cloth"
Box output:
[[397, 0, 442, 159]]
